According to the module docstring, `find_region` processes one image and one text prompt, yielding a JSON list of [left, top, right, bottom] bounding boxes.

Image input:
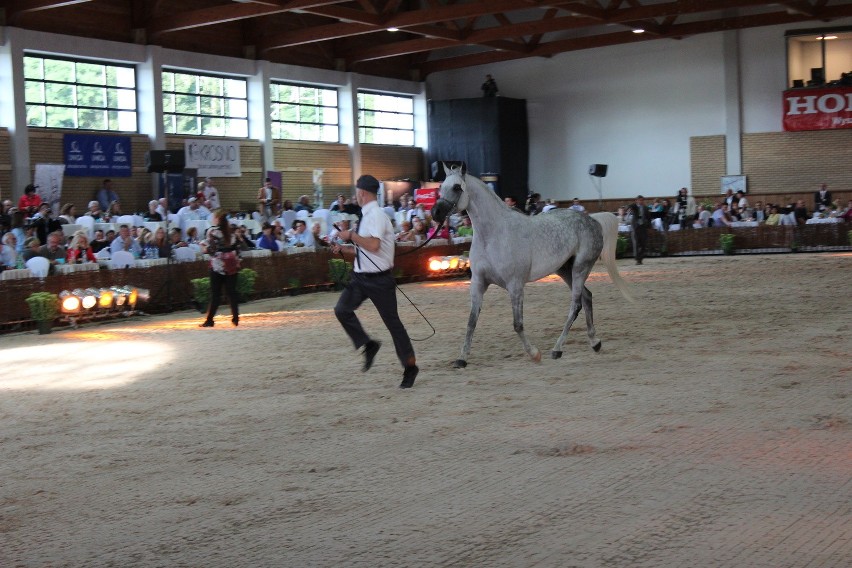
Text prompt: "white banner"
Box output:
[[34, 163, 66, 216], [184, 140, 242, 177]]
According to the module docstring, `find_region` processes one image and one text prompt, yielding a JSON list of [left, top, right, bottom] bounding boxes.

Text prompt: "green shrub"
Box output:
[[237, 268, 257, 301], [847, 230, 852, 246], [328, 258, 352, 290], [26, 292, 59, 322], [615, 235, 629, 258], [191, 277, 211, 306], [720, 233, 735, 255]]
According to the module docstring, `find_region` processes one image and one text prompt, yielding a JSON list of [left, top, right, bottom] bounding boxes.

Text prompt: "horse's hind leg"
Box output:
[[508, 281, 541, 363], [551, 260, 594, 359], [455, 276, 488, 368], [581, 285, 601, 352]]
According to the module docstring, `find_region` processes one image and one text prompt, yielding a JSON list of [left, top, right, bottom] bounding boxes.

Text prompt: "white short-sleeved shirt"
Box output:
[[355, 201, 394, 273]]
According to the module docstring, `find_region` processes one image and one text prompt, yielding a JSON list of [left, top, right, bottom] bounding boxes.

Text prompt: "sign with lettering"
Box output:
[[63, 134, 132, 177], [783, 87, 852, 131], [185, 140, 242, 177]]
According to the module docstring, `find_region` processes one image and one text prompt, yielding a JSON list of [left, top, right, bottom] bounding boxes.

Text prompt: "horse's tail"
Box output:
[[590, 212, 635, 302]]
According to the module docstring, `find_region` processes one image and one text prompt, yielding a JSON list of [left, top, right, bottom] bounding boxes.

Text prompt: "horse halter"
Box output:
[[432, 175, 466, 223]]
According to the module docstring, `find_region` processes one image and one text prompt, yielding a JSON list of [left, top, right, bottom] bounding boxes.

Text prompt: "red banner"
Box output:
[[414, 186, 439, 209], [783, 87, 852, 131]]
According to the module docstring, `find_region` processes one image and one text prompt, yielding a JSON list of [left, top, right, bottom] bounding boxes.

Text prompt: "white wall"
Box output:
[[426, 18, 852, 202]]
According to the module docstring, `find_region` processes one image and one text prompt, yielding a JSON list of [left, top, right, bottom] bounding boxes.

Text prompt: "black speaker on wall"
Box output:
[[589, 164, 608, 177], [146, 150, 186, 173]]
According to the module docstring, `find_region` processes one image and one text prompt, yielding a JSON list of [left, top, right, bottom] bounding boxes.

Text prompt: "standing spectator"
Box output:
[[481, 74, 498, 97], [627, 195, 650, 265], [96, 179, 119, 212], [793, 199, 809, 225], [199, 209, 241, 328], [31, 203, 62, 244], [18, 184, 41, 217], [332, 174, 419, 389], [257, 178, 279, 222], [814, 183, 832, 212], [202, 178, 221, 210]]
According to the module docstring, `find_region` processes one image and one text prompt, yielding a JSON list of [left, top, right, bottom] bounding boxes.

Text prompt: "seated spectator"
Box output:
[[396, 220, 415, 242], [310, 222, 328, 248], [327, 219, 350, 244], [105, 199, 123, 221], [255, 223, 279, 252], [0, 232, 18, 269], [110, 224, 142, 256], [765, 205, 783, 226], [234, 225, 256, 250], [156, 197, 169, 218], [58, 203, 77, 225], [66, 231, 97, 264], [168, 227, 188, 252], [752, 201, 766, 222], [541, 199, 558, 213], [22, 236, 41, 261], [711, 203, 732, 227], [569, 198, 586, 213], [145, 200, 163, 221], [149, 227, 170, 258], [281, 199, 294, 212], [294, 195, 314, 214], [185, 226, 202, 246], [834, 199, 852, 222], [456, 215, 473, 237], [272, 220, 287, 249], [30, 203, 63, 244], [287, 219, 315, 247], [85, 200, 105, 221], [411, 216, 428, 242], [10, 211, 28, 254], [36, 232, 67, 269], [176, 197, 210, 219], [330, 194, 347, 212], [694, 204, 712, 228], [427, 218, 451, 240], [526, 192, 543, 215]]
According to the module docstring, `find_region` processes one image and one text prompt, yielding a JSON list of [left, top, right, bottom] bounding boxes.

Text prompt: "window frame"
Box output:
[[23, 53, 139, 132], [161, 68, 249, 138], [357, 90, 415, 147], [270, 81, 340, 142]]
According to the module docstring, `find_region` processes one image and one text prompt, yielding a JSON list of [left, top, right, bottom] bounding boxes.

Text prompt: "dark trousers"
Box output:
[[206, 270, 239, 322], [335, 271, 415, 368], [632, 225, 648, 262]]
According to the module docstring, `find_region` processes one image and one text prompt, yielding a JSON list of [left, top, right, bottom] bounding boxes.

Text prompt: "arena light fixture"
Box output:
[[59, 290, 82, 314], [81, 288, 99, 310], [98, 288, 115, 309]]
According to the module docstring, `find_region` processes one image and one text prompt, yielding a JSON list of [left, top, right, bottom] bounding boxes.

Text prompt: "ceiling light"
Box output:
[[817, 35, 838, 40], [633, 29, 645, 34], [387, 27, 399, 32]]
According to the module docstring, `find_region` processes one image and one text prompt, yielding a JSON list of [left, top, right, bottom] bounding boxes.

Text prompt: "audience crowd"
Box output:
[[1, 177, 849, 277]]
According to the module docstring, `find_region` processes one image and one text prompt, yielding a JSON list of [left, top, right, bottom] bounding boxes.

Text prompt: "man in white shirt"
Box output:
[[110, 224, 142, 256], [569, 198, 586, 213], [176, 197, 210, 220], [203, 178, 221, 210], [332, 174, 418, 389]]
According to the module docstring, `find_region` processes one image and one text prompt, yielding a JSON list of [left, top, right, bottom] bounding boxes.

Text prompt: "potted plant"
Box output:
[[25, 291, 59, 334], [286, 276, 302, 296], [615, 235, 629, 258]]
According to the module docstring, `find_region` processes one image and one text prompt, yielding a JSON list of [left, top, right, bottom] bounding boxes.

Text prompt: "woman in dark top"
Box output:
[[200, 209, 241, 328]]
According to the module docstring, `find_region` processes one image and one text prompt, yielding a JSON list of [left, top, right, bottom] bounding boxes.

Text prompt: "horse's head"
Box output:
[[431, 162, 469, 224]]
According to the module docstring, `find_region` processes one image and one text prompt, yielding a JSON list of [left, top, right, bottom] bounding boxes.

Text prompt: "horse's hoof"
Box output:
[[530, 349, 541, 363], [592, 340, 602, 352], [453, 359, 467, 369], [551, 351, 563, 359]]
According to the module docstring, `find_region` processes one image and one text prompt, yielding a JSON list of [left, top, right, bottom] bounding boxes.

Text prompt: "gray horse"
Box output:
[[431, 165, 633, 368]]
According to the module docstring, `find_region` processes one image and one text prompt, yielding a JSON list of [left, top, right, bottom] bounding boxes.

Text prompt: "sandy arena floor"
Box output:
[[1, 253, 850, 567]]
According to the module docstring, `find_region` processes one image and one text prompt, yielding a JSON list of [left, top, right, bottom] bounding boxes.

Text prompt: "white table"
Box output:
[[136, 258, 168, 268], [0, 268, 33, 280], [730, 221, 759, 228], [240, 249, 271, 258], [54, 262, 100, 275], [806, 217, 843, 224]]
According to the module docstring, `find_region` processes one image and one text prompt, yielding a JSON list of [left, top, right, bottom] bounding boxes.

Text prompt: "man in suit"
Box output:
[[814, 183, 832, 212], [628, 195, 650, 265]]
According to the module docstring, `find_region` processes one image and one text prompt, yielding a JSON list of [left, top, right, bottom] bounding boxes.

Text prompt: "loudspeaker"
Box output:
[[431, 160, 466, 181], [589, 164, 608, 177], [146, 150, 186, 173]]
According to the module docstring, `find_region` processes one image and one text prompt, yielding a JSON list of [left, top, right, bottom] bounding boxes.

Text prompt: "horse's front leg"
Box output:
[[509, 282, 541, 363], [455, 276, 488, 368]]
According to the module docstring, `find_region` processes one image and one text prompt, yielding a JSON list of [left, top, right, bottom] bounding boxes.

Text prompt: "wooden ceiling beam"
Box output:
[[148, 0, 349, 37], [4, 0, 93, 24], [419, 3, 852, 76]]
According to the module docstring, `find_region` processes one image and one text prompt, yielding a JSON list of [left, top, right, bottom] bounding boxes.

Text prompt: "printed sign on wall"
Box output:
[[185, 140, 242, 177], [63, 134, 132, 177], [783, 87, 852, 131]]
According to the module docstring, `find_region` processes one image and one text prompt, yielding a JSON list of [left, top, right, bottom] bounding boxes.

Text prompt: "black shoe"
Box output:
[[200, 320, 214, 327], [362, 340, 381, 372], [400, 365, 419, 389]]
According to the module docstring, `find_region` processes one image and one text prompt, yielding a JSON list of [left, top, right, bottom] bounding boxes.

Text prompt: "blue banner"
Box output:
[[63, 134, 132, 177]]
